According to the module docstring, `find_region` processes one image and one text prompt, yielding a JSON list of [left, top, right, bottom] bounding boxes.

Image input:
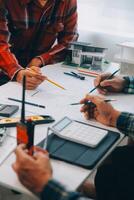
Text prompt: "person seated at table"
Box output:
[[13, 74, 134, 200], [0, 0, 78, 89], [79, 74, 134, 200]]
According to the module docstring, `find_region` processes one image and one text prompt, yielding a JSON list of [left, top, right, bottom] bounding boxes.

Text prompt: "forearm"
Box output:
[[117, 112, 134, 139], [41, 179, 90, 200], [0, 44, 23, 79], [39, 44, 68, 65], [0, 3, 22, 78], [40, 31, 78, 65]]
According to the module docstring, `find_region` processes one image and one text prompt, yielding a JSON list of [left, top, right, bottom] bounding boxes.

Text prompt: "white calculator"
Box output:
[[51, 117, 108, 148]]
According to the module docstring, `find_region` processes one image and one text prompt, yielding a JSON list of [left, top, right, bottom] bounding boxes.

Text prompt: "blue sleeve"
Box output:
[[41, 179, 91, 200], [123, 76, 134, 94]]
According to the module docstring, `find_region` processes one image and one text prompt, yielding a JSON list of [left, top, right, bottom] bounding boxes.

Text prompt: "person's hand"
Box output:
[[80, 95, 121, 127], [27, 57, 43, 68], [12, 144, 52, 193], [16, 68, 47, 90], [94, 73, 126, 94]]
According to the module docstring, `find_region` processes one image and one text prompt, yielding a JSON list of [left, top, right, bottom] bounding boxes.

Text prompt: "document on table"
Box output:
[[0, 82, 40, 99], [0, 136, 16, 165]]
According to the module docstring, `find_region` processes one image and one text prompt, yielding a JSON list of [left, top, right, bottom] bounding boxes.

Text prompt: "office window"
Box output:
[[78, 0, 134, 37]]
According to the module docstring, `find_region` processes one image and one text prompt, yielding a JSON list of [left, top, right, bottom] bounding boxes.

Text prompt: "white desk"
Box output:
[[0, 63, 132, 199]]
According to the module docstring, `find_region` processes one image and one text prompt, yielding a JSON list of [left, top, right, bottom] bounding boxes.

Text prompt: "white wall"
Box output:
[[77, 0, 134, 61]]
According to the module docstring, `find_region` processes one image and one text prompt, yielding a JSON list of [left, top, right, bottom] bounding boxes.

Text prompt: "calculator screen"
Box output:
[[53, 117, 72, 132]]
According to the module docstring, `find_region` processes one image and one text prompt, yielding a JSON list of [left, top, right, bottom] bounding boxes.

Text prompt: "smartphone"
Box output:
[[0, 104, 19, 117], [0, 115, 55, 128]]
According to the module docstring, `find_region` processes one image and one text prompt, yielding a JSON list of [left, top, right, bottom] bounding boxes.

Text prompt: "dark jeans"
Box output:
[[0, 72, 10, 86], [95, 145, 134, 200]]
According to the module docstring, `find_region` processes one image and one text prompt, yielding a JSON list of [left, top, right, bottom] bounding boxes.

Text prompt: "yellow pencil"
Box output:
[[46, 78, 66, 90]]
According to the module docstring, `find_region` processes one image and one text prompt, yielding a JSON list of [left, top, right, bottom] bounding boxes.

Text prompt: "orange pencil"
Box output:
[[46, 78, 65, 90]]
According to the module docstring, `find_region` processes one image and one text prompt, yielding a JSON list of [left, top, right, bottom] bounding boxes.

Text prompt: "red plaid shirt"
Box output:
[[0, 0, 78, 78]]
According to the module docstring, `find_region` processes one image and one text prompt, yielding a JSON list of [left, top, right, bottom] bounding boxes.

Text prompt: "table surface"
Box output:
[[0, 63, 133, 199]]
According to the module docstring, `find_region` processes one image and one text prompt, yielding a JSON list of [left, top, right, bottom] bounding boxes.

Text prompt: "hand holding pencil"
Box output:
[[80, 94, 121, 127], [70, 69, 120, 105], [16, 67, 46, 90], [94, 70, 126, 94], [29, 67, 65, 90]]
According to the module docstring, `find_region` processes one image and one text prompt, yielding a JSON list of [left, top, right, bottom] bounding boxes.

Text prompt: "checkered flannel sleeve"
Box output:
[[117, 112, 134, 139], [123, 76, 134, 94], [41, 179, 92, 200]]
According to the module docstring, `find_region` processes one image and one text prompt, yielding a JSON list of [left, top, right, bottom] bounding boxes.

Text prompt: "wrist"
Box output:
[[16, 69, 25, 82], [110, 109, 121, 127], [12, 69, 24, 81], [35, 175, 52, 193], [36, 56, 45, 67], [28, 57, 44, 68]]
